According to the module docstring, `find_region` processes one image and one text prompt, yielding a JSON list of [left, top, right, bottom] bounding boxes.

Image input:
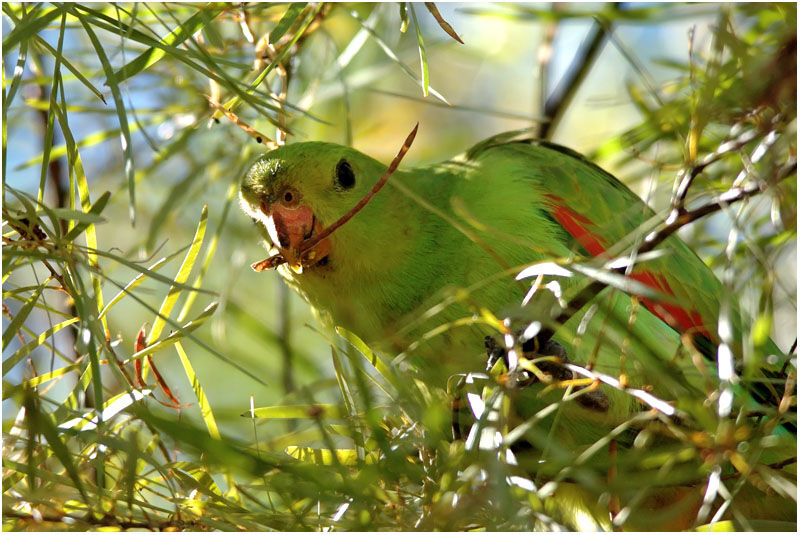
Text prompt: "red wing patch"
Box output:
[[544, 193, 713, 340], [545, 194, 607, 256], [629, 271, 712, 340]]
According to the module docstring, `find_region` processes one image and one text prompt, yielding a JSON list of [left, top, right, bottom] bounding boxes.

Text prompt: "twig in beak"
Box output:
[[251, 123, 419, 272], [299, 123, 419, 255]]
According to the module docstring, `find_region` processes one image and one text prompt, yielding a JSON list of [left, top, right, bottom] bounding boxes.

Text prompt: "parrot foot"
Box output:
[[483, 334, 609, 413]]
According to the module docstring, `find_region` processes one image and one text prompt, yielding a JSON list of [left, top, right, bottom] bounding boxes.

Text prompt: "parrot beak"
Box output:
[[261, 201, 331, 273]]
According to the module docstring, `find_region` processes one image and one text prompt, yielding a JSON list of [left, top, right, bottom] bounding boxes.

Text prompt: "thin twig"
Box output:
[[671, 118, 777, 214], [537, 5, 618, 139], [205, 96, 279, 149]]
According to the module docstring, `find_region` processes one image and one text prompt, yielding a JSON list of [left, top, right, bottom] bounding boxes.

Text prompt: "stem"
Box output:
[[537, 6, 616, 139]]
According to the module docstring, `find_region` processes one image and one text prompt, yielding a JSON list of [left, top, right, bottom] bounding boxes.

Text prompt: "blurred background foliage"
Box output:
[[2, 2, 796, 531]]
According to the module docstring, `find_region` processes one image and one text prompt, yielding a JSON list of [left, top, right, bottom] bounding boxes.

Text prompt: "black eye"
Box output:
[[335, 159, 355, 190]]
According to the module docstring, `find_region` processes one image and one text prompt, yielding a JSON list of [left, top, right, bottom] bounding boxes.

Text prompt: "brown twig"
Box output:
[[537, 6, 617, 139], [205, 96, 279, 149], [671, 118, 777, 215], [1, 509, 205, 531]]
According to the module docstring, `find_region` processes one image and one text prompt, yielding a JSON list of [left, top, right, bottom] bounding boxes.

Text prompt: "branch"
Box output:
[[537, 5, 619, 139]]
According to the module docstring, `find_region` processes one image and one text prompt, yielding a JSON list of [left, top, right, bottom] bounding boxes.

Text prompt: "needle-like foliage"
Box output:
[[2, 3, 795, 531]]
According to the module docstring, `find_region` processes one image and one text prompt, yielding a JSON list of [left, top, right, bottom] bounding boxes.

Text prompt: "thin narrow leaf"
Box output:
[[175, 341, 220, 439], [349, 9, 450, 105], [243, 404, 344, 420], [177, 183, 236, 322], [336, 326, 393, 393], [2, 283, 45, 351], [3, 317, 79, 376], [98, 257, 168, 319], [408, 4, 429, 97], [41, 208, 105, 225], [16, 117, 157, 171], [38, 11, 66, 205], [59, 389, 151, 431], [269, 3, 307, 45], [3, 363, 81, 400], [399, 2, 409, 32], [285, 446, 378, 465], [217, 3, 323, 118], [112, 7, 226, 83], [424, 2, 464, 43], [49, 94, 110, 333], [127, 302, 218, 362], [62, 191, 111, 242], [1, 4, 62, 51], [147, 205, 208, 344], [22, 29, 106, 102], [23, 391, 90, 505], [75, 10, 136, 225]]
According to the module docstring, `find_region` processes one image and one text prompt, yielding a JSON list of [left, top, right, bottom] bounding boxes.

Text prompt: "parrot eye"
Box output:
[[334, 159, 355, 190], [279, 187, 299, 207]]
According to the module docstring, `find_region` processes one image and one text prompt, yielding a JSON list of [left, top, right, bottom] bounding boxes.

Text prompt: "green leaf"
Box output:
[[111, 6, 227, 83], [269, 3, 307, 45], [62, 191, 111, 242], [23, 390, 91, 506], [41, 207, 106, 224], [59, 389, 151, 431], [37, 10, 67, 206], [147, 205, 208, 344], [399, 2, 409, 32], [242, 404, 345, 420], [408, 4, 429, 97], [74, 9, 137, 224], [218, 3, 323, 116], [286, 446, 378, 465], [98, 257, 169, 319], [129, 302, 218, 362], [2, 283, 45, 351], [752, 313, 772, 347], [336, 326, 393, 386], [3, 317, 79, 377], [3, 363, 81, 400], [1, 4, 63, 51], [175, 341, 220, 439], [348, 9, 450, 105], [15, 117, 158, 171]]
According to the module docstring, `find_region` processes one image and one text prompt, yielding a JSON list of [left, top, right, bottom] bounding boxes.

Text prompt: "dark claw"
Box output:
[[484, 335, 507, 369]]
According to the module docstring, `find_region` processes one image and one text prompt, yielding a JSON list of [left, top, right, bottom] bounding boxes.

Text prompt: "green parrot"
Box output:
[[239, 130, 795, 528]]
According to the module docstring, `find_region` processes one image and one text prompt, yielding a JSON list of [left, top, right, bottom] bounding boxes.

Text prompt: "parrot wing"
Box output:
[[463, 134, 787, 412], [467, 134, 727, 351]]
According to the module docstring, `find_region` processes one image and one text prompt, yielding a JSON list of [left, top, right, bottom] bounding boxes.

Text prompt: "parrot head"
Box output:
[[241, 139, 437, 356], [240, 142, 388, 274]]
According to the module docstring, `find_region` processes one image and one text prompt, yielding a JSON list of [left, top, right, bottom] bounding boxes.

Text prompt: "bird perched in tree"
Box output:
[[240, 129, 783, 385], [239, 129, 794, 528]]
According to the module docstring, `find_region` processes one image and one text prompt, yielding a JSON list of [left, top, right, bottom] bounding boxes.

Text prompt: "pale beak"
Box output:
[[261, 201, 330, 273]]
